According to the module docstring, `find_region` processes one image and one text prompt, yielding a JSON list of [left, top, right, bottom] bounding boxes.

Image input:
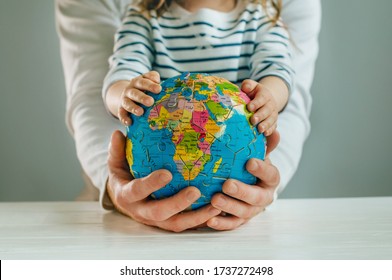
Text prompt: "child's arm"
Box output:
[[106, 71, 162, 126], [247, 14, 293, 136], [102, 6, 156, 125], [241, 76, 289, 136]]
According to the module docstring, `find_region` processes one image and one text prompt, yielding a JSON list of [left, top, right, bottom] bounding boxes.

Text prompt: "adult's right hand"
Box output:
[[106, 130, 222, 232]]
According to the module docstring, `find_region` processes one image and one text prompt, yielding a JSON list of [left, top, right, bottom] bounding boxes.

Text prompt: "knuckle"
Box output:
[[140, 79, 149, 89], [266, 192, 274, 205], [255, 83, 263, 92], [150, 70, 159, 77], [235, 186, 247, 201], [131, 209, 145, 223], [257, 123, 264, 132], [172, 200, 185, 214], [130, 76, 140, 86], [150, 205, 166, 222], [121, 98, 132, 109], [242, 210, 253, 220], [261, 107, 271, 118], [132, 79, 142, 89], [116, 192, 127, 207], [253, 193, 264, 206], [269, 170, 280, 187], [243, 78, 252, 84], [128, 88, 139, 99]]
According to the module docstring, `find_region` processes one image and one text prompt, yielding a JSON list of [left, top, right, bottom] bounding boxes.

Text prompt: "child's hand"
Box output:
[[241, 79, 278, 136], [119, 71, 162, 126]]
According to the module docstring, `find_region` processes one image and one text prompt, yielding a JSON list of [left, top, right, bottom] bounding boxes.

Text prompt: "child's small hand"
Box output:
[[119, 71, 162, 126], [241, 79, 278, 136]]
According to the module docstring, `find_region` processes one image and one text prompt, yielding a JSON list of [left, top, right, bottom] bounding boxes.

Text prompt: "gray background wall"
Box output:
[[0, 0, 391, 201]]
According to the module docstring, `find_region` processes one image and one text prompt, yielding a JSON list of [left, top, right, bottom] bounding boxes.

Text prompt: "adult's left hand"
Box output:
[[208, 131, 281, 230]]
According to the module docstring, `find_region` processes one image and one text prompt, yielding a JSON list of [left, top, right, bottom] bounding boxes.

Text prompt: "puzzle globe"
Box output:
[[126, 72, 266, 209]]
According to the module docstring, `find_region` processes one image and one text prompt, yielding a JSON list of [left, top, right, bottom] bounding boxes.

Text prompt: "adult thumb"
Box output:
[[108, 130, 127, 167]]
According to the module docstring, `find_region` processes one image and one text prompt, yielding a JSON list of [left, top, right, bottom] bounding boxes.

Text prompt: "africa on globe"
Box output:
[[126, 72, 266, 209]]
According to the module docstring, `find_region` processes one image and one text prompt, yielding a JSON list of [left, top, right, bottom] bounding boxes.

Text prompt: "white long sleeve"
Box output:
[[55, 0, 129, 206], [271, 0, 321, 193], [55, 0, 321, 206]]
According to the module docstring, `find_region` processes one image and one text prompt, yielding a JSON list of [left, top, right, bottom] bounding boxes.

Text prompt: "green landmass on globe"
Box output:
[[126, 72, 266, 209]]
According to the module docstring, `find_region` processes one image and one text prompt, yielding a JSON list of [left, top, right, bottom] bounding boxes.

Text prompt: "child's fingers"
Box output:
[[143, 71, 161, 84], [123, 88, 154, 107], [250, 102, 275, 125], [257, 112, 278, 134], [130, 75, 161, 94], [122, 97, 144, 116], [264, 122, 277, 137], [248, 91, 269, 112], [241, 79, 260, 99], [118, 107, 132, 126]]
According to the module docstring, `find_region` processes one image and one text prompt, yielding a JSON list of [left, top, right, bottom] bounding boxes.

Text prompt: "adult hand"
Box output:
[[208, 131, 281, 230], [106, 130, 221, 232]]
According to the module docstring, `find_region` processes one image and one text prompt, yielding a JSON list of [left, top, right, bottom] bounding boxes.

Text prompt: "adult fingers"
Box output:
[[221, 179, 273, 208], [211, 192, 262, 219], [246, 158, 280, 189], [119, 170, 173, 205], [140, 186, 201, 222], [129, 76, 161, 93], [207, 215, 247, 231], [108, 131, 130, 177], [155, 205, 221, 233]]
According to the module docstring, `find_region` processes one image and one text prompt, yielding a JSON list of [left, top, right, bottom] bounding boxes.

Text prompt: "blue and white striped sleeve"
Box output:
[[102, 7, 154, 99], [250, 18, 294, 92]]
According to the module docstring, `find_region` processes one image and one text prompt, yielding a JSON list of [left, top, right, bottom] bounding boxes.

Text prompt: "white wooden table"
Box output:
[[0, 197, 391, 259]]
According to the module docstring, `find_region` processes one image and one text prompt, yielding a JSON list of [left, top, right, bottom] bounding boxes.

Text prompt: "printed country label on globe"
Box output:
[[126, 72, 266, 209]]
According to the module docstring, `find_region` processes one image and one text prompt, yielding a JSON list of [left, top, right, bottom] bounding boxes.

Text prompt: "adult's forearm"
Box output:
[[271, 0, 321, 193], [55, 0, 129, 203]]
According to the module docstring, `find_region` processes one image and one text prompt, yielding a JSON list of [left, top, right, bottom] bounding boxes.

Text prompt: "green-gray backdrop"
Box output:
[[1, 1, 391, 201]]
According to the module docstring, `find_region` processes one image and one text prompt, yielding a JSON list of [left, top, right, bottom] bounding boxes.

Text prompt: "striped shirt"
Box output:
[[103, 1, 293, 97]]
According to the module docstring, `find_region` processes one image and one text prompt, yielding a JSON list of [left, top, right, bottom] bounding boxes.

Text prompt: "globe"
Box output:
[[126, 72, 266, 209]]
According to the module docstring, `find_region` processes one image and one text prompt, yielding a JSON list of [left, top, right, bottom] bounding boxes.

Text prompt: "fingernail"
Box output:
[[186, 190, 199, 202], [248, 159, 258, 171], [248, 103, 255, 111], [159, 172, 171, 182], [243, 83, 251, 91], [209, 218, 218, 227], [252, 116, 259, 125], [214, 196, 227, 207], [226, 182, 238, 195]]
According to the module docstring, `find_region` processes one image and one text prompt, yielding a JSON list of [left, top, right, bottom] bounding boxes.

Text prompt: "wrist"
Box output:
[[105, 80, 129, 118], [259, 76, 289, 112]]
